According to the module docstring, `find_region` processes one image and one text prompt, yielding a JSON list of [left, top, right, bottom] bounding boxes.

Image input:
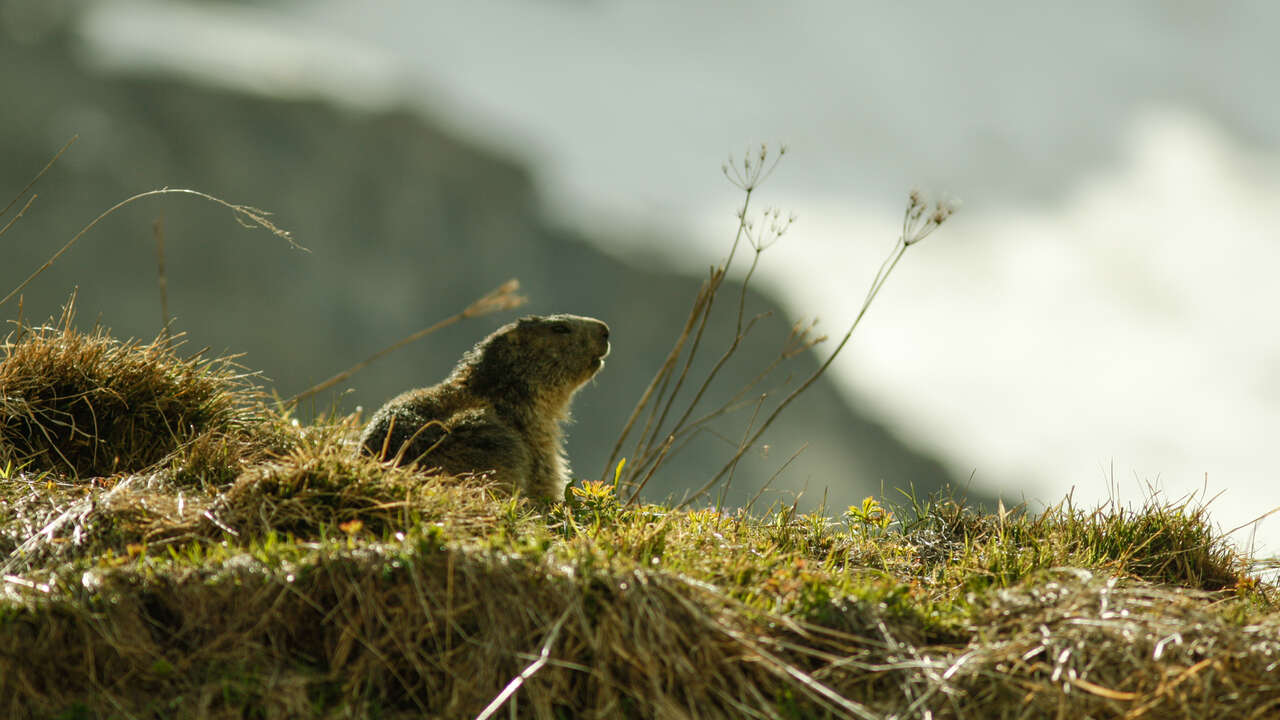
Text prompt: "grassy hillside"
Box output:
[[0, 309, 1277, 719], [2, 132, 1275, 716]]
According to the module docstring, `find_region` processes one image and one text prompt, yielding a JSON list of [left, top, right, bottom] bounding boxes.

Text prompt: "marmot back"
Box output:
[[359, 314, 610, 499]]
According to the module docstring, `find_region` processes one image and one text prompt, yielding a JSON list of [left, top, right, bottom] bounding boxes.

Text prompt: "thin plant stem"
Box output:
[[602, 280, 710, 482], [632, 268, 721, 467], [619, 200, 763, 487], [285, 279, 525, 410], [717, 391, 768, 508], [745, 443, 808, 515], [0, 135, 77, 221], [677, 240, 911, 509], [0, 195, 36, 239], [153, 215, 170, 337], [624, 434, 675, 507], [641, 190, 760, 455]]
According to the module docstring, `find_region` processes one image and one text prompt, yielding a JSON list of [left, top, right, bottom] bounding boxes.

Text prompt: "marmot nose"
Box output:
[[598, 324, 610, 342]]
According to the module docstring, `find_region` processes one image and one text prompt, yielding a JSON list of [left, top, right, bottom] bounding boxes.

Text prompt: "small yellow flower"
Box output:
[[571, 480, 615, 501]]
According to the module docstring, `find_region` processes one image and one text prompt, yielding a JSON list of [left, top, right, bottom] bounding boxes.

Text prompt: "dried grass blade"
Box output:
[[0, 135, 76, 220], [474, 607, 572, 720]]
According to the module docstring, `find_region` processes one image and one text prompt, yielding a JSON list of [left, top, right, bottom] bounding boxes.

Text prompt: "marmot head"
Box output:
[[459, 314, 610, 410]]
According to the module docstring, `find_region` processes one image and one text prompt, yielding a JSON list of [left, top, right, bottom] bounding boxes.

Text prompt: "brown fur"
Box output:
[[359, 314, 609, 499]]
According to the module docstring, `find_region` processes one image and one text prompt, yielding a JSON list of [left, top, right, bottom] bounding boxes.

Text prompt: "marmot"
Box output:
[[359, 314, 610, 499]]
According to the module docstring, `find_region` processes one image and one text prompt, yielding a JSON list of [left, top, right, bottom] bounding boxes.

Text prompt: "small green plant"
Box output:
[[568, 479, 621, 534], [845, 496, 894, 534]]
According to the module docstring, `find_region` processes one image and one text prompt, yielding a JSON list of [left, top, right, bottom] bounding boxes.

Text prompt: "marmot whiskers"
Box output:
[[359, 314, 610, 499]]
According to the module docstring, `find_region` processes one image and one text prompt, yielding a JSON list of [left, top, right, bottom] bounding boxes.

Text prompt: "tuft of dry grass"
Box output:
[[954, 572, 1280, 718], [206, 414, 522, 543], [0, 408, 528, 576], [0, 297, 268, 481]]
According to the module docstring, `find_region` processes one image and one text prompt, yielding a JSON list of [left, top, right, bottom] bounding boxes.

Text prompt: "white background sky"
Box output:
[[81, 0, 1280, 555]]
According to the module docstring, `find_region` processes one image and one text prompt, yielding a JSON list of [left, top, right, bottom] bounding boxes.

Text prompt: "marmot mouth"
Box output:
[[587, 344, 609, 374]]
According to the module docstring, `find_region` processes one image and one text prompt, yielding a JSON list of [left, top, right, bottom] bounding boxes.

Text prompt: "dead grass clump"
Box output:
[[0, 300, 264, 480], [207, 419, 520, 542], [166, 418, 295, 488], [0, 471, 221, 575], [0, 415, 295, 576], [0, 415, 522, 575], [949, 571, 1280, 718], [0, 541, 867, 719]]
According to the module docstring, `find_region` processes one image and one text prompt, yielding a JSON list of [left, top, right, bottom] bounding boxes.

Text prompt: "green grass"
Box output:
[[0, 322, 1276, 718]]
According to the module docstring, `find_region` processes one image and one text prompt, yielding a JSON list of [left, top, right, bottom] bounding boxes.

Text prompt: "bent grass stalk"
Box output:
[[1, 187, 304, 311], [284, 279, 526, 410]]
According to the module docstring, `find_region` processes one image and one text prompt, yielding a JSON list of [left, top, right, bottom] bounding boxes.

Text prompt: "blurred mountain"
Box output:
[[0, 22, 985, 511]]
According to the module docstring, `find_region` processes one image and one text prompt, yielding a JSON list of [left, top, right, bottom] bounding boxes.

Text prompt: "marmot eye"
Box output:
[[550, 324, 571, 334]]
